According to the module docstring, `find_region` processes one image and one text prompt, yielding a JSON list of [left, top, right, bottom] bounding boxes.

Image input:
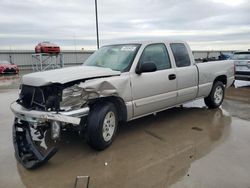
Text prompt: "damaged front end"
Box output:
[[13, 118, 58, 169], [11, 83, 90, 169], [11, 73, 126, 169]]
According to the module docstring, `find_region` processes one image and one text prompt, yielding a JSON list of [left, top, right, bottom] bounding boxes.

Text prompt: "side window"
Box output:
[[170, 43, 191, 67], [139, 44, 171, 70]]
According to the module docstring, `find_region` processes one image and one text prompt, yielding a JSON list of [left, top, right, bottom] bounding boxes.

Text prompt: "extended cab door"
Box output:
[[130, 43, 177, 118], [170, 43, 198, 104]]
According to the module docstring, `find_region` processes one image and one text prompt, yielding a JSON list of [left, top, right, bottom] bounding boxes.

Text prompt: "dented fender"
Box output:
[[78, 73, 132, 102]]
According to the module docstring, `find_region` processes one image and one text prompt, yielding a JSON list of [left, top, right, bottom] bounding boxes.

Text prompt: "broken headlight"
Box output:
[[60, 85, 88, 111]]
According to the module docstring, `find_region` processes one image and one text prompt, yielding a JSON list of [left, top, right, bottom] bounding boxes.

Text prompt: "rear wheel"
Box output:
[[204, 81, 225, 109], [87, 102, 118, 150]]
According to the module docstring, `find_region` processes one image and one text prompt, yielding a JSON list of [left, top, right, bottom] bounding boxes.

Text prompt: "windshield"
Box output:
[[84, 44, 140, 72], [232, 52, 250, 60]]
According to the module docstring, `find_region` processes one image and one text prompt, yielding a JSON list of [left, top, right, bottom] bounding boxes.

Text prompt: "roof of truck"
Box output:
[[104, 40, 186, 46]]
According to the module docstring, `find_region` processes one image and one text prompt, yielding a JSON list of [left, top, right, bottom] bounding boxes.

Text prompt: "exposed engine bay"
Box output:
[[18, 84, 62, 111]]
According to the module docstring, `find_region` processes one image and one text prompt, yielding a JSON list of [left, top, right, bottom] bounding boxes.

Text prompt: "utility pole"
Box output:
[[95, 0, 100, 49]]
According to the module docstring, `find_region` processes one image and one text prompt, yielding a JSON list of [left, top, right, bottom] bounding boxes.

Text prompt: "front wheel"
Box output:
[[204, 81, 225, 109], [87, 102, 118, 150]]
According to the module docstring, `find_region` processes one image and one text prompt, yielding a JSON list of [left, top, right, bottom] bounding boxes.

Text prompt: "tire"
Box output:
[[87, 102, 118, 150], [204, 81, 225, 109]]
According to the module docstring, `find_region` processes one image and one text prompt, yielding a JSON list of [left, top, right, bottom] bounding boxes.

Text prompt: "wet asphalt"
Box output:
[[0, 73, 250, 188]]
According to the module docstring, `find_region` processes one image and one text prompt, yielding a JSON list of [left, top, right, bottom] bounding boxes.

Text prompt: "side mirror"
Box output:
[[136, 62, 157, 74]]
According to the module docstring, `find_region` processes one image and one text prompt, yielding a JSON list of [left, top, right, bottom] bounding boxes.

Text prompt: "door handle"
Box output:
[[168, 74, 176, 80]]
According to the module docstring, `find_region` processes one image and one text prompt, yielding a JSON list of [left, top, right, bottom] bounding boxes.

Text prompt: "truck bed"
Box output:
[[196, 60, 235, 98]]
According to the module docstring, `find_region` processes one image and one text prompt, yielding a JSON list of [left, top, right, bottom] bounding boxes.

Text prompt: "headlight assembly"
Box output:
[[60, 85, 88, 110]]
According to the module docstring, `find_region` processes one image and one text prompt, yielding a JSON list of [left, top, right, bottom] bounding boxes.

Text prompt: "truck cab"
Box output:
[[129, 41, 198, 117]]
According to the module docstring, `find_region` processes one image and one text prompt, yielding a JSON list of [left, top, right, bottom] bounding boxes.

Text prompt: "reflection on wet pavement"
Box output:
[[15, 105, 231, 188], [0, 78, 249, 188], [171, 119, 250, 188], [0, 74, 20, 89], [223, 99, 250, 121], [0, 70, 31, 89]]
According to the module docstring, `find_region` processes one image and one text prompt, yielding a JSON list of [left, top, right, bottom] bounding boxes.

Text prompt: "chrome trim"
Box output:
[[10, 102, 89, 125]]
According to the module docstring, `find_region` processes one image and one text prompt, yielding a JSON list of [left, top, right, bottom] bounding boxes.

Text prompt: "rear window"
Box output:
[[170, 43, 191, 67], [232, 52, 250, 60]]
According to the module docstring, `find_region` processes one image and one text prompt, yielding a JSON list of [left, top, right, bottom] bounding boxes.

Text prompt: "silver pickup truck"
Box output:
[[11, 40, 234, 169]]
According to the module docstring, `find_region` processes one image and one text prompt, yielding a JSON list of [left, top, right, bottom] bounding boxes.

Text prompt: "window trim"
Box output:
[[136, 43, 172, 72]]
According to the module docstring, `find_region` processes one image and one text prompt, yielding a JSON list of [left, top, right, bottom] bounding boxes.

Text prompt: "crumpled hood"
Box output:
[[21, 66, 121, 87]]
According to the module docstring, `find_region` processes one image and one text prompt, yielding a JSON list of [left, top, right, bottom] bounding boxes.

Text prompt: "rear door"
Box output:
[[170, 43, 198, 104], [130, 43, 177, 117]]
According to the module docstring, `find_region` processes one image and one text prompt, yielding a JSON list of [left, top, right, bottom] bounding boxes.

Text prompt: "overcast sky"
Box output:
[[0, 0, 249, 50]]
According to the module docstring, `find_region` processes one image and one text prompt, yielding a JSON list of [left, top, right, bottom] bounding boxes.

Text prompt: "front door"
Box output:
[[130, 43, 177, 118]]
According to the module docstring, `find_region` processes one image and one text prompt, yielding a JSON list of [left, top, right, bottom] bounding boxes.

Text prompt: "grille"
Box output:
[[19, 85, 46, 110], [18, 85, 62, 111]]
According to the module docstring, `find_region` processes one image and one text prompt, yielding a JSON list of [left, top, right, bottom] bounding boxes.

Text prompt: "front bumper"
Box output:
[[13, 119, 58, 169], [10, 102, 89, 125], [11, 102, 90, 169]]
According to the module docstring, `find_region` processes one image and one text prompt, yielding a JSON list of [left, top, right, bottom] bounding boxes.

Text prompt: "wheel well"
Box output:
[[214, 75, 227, 86], [89, 96, 127, 122]]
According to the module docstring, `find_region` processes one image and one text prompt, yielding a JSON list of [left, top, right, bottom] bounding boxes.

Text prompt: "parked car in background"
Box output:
[[35, 42, 60, 54], [218, 53, 232, 60], [231, 51, 250, 81], [0, 60, 19, 74]]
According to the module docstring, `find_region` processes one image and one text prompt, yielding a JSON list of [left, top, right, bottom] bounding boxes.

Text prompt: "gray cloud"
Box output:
[[0, 0, 249, 50]]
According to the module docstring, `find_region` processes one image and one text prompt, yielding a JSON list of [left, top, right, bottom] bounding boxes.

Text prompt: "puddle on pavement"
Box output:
[[0, 74, 20, 89], [225, 80, 250, 103], [0, 70, 31, 89], [171, 117, 250, 188]]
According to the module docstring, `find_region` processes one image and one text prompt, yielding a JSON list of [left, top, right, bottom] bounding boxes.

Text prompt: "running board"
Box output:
[[13, 119, 58, 169]]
